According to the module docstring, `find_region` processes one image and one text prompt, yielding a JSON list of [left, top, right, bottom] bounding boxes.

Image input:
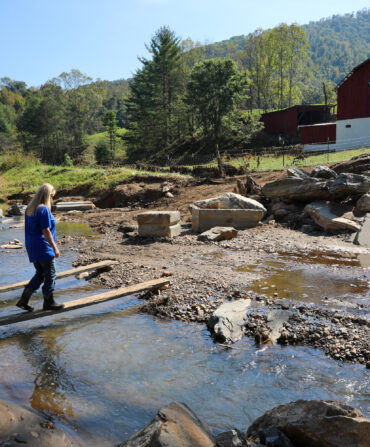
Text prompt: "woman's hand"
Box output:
[[54, 247, 61, 258]]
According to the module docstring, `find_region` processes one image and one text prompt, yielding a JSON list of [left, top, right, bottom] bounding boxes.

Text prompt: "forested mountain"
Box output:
[[0, 9, 369, 163], [203, 8, 370, 84]]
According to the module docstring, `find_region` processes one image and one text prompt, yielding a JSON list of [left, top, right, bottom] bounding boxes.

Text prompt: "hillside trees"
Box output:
[[240, 24, 308, 111]]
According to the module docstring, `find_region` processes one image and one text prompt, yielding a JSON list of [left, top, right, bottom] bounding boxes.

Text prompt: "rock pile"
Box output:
[[116, 400, 370, 447]]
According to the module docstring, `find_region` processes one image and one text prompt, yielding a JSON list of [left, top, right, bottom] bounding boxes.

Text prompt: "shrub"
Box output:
[[62, 153, 74, 167], [0, 151, 38, 172], [94, 140, 111, 165]]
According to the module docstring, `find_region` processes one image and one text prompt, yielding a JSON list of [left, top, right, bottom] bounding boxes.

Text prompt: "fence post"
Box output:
[[327, 138, 330, 163], [216, 144, 225, 177]]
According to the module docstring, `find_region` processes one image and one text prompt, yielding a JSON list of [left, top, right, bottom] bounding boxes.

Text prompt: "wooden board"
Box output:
[[0, 278, 170, 327], [0, 260, 119, 293]]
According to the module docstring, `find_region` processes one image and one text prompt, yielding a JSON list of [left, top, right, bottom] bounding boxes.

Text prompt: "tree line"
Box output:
[[2, 11, 367, 164]]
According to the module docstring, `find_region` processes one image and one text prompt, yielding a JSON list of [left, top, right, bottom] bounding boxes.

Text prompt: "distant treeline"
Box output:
[[0, 9, 368, 163]]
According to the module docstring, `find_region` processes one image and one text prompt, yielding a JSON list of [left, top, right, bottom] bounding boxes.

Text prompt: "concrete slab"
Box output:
[[138, 223, 181, 238], [192, 208, 264, 233], [55, 201, 95, 211], [137, 211, 180, 226]]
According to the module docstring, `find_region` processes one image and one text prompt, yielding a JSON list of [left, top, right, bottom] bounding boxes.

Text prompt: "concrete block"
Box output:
[[137, 211, 180, 226], [55, 201, 95, 211], [192, 208, 263, 232], [138, 223, 181, 238]]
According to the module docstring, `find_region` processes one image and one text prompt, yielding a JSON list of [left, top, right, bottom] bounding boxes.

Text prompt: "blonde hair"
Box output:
[[26, 183, 56, 216]]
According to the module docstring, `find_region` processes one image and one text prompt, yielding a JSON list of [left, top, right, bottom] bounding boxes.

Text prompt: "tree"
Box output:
[[186, 59, 248, 146], [103, 110, 118, 156], [125, 27, 184, 159]]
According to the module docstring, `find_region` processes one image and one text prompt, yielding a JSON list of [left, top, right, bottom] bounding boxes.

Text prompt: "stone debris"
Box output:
[[1, 239, 23, 249], [304, 201, 362, 232], [194, 192, 266, 212], [208, 299, 251, 343], [353, 214, 370, 247], [356, 192, 370, 213], [198, 227, 238, 242]]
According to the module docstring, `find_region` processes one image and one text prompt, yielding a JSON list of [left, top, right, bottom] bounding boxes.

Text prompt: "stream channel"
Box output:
[[0, 219, 369, 446]]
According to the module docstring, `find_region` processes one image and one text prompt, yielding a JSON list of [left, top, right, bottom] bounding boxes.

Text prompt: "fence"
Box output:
[[130, 144, 369, 178]]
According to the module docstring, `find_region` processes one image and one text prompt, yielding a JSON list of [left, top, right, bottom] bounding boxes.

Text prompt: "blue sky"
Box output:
[[1, 0, 368, 87]]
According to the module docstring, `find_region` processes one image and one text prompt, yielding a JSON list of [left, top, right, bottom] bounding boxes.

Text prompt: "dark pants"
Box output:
[[27, 258, 56, 296]]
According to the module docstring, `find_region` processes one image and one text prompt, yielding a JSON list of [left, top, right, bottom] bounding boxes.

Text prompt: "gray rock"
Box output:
[[304, 202, 362, 232], [328, 173, 370, 198], [0, 399, 73, 447], [116, 402, 215, 447], [353, 214, 370, 247], [0, 208, 3, 218], [194, 193, 266, 212], [332, 154, 370, 175], [208, 299, 251, 343], [7, 204, 27, 216], [310, 165, 337, 179], [260, 428, 295, 447], [216, 429, 245, 447], [198, 227, 238, 242], [286, 168, 310, 179], [54, 201, 95, 211], [246, 400, 370, 447], [262, 177, 330, 202], [356, 193, 370, 213], [267, 310, 291, 343]]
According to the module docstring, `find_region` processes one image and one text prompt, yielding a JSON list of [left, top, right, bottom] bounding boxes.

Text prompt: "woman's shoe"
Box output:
[[43, 293, 64, 311], [16, 287, 34, 312]]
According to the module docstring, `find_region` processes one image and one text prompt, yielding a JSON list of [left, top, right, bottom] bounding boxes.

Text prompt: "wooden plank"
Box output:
[[0, 260, 119, 293], [0, 278, 170, 327]]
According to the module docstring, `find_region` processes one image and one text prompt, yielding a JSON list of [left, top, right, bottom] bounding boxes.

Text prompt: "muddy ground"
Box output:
[[54, 171, 369, 367]]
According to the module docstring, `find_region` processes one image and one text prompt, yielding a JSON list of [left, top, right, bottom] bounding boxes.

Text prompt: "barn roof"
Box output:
[[337, 58, 370, 88], [261, 104, 335, 116]]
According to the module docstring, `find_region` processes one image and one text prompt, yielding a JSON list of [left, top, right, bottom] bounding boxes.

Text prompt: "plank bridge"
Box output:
[[0, 260, 170, 327]]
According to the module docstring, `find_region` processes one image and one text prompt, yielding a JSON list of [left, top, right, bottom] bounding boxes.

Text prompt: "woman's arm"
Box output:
[[42, 228, 60, 258]]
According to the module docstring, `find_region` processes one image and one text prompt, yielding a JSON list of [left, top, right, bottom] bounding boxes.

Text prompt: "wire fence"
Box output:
[[128, 141, 369, 178]]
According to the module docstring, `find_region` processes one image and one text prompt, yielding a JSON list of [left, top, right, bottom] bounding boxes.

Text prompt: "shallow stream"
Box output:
[[0, 221, 369, 446]]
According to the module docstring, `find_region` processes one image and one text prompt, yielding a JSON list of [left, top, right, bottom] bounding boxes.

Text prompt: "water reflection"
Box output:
[[16, 328, 75, 421]]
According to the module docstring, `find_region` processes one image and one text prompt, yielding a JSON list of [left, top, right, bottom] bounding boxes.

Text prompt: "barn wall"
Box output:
[[261, 108, 297, 136], [300, 124, 336, 145], [337, 61, 370, 120]]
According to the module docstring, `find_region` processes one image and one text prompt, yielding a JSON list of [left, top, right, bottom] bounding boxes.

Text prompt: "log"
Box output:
[[0, 260, 119, 293], [0, 278, 170, 327]]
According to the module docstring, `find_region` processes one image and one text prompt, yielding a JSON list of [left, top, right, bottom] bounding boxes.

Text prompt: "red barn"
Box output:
[[261, 104, 335, 138], [302, 58, 370, 152]]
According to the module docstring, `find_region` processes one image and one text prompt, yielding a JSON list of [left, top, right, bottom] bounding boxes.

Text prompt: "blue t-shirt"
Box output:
[[25, 205, 56, 263]]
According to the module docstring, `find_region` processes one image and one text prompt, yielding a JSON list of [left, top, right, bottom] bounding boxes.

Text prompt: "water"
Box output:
[[0, 224, 369, 446]]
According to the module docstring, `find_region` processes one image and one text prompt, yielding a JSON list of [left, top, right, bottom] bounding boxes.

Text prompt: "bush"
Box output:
[[0, 151, 38, 172], [62, 153, 74, 167], [94, 140, 111, 165]]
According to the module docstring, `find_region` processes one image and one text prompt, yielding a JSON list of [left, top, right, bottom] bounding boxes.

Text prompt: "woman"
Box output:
[[16, 183, 64, 312]]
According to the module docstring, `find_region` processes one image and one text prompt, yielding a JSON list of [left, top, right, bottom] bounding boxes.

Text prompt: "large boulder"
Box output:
[[116, 402, 215, 447], [332, 153, 370, 176], [286, 168, 310, 179], [328, 173, 370, 198], [262, 173, 370, 202], [194, 193, 266, 212], [246, 400, 370, 447], [7, 203, 27, 216], [0, 399, 73, 447], [262, 177, 330, 202], [208, 299, 251, 343], [304, 202, 362, 232]]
